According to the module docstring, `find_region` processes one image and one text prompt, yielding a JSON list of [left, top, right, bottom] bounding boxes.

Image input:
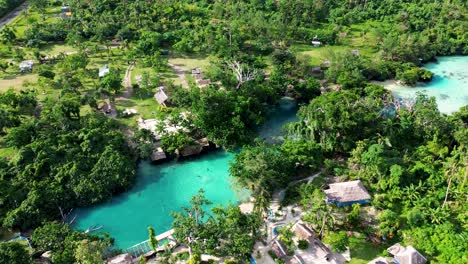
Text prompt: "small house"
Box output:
[[154, 87, 168, 106], [324, 180, 371, 207], [387, 244, 427, 264], [122, 108, 138, 117], [311, 40, 321, 47], [191, 67, 202, 76], [99, 65, 110, 78], [351, 49, 360, 56], [19, 60, 34, 73], [61, 5, 71, 13], [271, 240, 287, 259]]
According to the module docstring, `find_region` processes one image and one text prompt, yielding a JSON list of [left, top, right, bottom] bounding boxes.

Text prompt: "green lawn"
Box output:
[[0, 74, 37, 92], [291, 22, 381, 66], [168, 55, 211, 71], [348, 234, 389, 264]]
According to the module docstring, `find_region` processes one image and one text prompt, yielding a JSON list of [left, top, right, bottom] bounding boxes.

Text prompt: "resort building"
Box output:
[[387, 244, 427, 264], [19, 60, 34, 73], [154, 87, 169, 106], [324, 180, 371, 207]]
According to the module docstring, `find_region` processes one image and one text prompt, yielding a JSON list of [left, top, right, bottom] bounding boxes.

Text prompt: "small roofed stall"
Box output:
[[154, 87, 169, 106], [99, 65, 110, 78], [387, 243, 427, 264], [19, 60, 34, 73], [271, 240, 288, 259], [311, 40, 321, 47], [324, 180, 371, 207]]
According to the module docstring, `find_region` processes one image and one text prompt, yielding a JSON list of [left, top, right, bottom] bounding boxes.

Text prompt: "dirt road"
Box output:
[[0, 2, 29, 29]]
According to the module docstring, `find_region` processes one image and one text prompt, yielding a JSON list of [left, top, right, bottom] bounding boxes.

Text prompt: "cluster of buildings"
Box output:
[[260, 180, 427, 264], [191, 67, 211, 88]]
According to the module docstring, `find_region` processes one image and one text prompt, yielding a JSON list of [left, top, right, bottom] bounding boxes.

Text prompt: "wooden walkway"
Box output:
[[125, 229, 176, 258]]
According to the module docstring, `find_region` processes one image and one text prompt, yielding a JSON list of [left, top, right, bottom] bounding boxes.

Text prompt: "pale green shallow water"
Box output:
[[384, 56, 468, 114], [74, 98, 298, 249]]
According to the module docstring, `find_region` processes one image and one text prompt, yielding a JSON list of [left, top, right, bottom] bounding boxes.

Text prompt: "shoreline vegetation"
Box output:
[[0, 0, 467, 263]]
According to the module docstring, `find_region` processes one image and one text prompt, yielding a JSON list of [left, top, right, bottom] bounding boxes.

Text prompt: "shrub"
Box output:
[[298, 239, 309, 250]]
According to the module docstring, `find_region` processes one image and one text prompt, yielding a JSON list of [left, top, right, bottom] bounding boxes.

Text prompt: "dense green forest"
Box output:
[[0, 0, 467, 263]]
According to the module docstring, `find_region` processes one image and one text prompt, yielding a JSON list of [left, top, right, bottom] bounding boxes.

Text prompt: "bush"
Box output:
[[188, 253, 201, 264], [324, 231, 349, 252], [298, 239, 309, 250]]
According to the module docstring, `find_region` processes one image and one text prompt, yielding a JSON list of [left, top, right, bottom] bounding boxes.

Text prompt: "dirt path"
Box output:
[[168, 63, 188, 88], [114, 64, 134, 102], [0, 2, 29, 29]]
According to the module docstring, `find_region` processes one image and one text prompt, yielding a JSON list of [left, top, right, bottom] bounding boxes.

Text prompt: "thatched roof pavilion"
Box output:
[[324, 180, 371, 207]]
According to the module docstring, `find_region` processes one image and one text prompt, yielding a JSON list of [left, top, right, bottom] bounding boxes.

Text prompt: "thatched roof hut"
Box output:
[[324, 180, 371, 207], [19, 60, 34, 73], [154, 87, 168, 106], [387, 244, 427, 264], [99, 65, 110, 78]]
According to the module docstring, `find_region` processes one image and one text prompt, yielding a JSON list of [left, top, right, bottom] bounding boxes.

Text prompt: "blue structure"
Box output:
[[324, 180, 371, 207]]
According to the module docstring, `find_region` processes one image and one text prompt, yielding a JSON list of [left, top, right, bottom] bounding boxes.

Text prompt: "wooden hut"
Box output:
[[154, 87, 168, 106], [324, 180, 371, 207], [99, 65, 110, 78], [19, 60, 34, 73], [387, 244, 427, 264]]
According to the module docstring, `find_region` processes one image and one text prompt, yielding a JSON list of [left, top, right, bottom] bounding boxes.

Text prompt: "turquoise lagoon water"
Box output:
[[74, 98, 298, 249], [384, 56, 468, 114], [75, 151, 239, 249]]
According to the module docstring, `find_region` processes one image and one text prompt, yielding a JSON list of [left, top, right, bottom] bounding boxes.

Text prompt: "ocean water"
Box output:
[[74, 99, 298, 249], [384, 56, 468, 114]]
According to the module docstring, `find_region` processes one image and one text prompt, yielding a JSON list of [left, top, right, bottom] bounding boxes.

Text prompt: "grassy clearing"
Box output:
[[40, 43, 77, 56], [0, 74, 37, 92], [292, 22, 381, 66], [168, 55, 210, 71], [348, 234, 388, 264], [0, 146, 15, 159]]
